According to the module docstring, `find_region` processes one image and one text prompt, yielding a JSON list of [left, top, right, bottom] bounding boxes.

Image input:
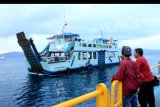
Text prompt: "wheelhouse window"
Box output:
[[109, 46, 112, 48], [93, 52, 96, 59], [55, 53, 60, 56], [57, 36, 62, 39], [103, 40, 107, 44], [83, 52, 87, 60], [88, 44, 92, 47], [65, 36, 72, 42], [82, 43, 87, 47], [79, 43, 81, 47], [51, 53, 55, 57], [93, 44, 96, 47], [88, 52, 92, 59], [78, 52, 81, 60], [68, 36, 72, 41]]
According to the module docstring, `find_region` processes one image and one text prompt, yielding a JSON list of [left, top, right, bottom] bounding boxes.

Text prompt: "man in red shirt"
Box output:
[[134, 48, 155, 107], [112, 46, 139, 107]]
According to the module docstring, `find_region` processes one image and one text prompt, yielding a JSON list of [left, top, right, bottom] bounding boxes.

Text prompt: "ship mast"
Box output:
[[62, 13, 67, 33], [101, 30, 104, 38]]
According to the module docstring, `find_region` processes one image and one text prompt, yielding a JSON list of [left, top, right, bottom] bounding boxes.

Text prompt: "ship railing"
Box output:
[[111, 80, 122, 107], [150, 64, 160, 78], [52, 83, 111, 107], [52, 64, 160, 107]]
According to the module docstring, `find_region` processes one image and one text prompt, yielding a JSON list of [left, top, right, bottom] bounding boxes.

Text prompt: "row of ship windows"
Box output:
[[78, 52, 97, 60], [79, 43, 112, 48]]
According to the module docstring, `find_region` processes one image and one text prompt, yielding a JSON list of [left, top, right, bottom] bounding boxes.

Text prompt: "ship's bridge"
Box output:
[[46, 32, 80, 52], [46, 32, 80, 44], [40, 32, 80, 63]]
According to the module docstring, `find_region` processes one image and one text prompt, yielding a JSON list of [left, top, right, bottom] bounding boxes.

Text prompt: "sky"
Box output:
[[0, 4, 160, 54]]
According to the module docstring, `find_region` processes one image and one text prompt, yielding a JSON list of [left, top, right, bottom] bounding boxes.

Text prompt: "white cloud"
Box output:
[[0, 34, 51, 54], [119, 35, 160, 50], [1, 4, 160, 39], [1, 4, 160, 54]]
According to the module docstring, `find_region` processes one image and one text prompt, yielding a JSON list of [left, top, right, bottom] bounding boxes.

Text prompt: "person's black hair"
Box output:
[[135, 48, 143, 56], [124, 55, 131, 57], [122, 46, 132, 57]]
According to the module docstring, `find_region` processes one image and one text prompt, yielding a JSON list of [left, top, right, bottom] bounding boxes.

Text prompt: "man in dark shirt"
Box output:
[[112, 46, 139, 107]]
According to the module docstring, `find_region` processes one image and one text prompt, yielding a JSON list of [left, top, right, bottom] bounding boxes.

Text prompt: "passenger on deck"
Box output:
[[134, 48, 155, 107], [112, 46, 139, 107], [109, 37, 113, 44]]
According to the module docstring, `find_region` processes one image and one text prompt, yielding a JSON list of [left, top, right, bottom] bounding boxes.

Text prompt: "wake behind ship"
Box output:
[[17, 31, 120, 74]]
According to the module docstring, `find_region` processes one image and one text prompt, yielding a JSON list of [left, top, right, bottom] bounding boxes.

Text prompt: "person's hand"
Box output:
[[111, 75, 114, 83]]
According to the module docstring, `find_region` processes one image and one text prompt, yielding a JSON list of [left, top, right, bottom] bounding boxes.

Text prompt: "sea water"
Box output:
[[0, 51, 159, 107]]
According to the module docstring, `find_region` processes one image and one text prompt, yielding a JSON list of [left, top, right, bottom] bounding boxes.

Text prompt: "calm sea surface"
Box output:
[[0, 52, 160, 107]]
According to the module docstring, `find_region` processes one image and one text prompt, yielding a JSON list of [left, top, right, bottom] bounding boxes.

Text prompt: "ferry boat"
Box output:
[[17, 31, 120, 74]]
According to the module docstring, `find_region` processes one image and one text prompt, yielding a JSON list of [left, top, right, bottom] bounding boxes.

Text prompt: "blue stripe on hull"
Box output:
[[29, 62, 120, 75]]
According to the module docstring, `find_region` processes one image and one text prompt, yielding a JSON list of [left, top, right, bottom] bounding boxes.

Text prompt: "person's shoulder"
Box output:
[[142, 56, 148, 63], [120, 60, 126, 65], [136, 56, 146, 64], [121, 59, 129, 66], [136, 56, 143, 61], [141, 56, 146, 60], [130, 59, 136, 63], [139, 56, 147, 62], [129, 59, 136, 64], [135, 58, 140, 64]]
